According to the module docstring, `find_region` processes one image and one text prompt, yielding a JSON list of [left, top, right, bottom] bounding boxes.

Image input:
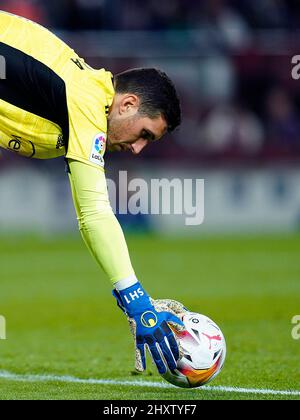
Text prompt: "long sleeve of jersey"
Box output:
[[67, 159, 136, 285]]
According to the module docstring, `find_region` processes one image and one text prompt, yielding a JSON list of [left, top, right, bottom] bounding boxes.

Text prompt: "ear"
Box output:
[[119, 94, 140, 116]]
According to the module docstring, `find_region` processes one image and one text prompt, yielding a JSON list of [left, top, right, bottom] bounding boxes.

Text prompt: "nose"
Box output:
[[131, 139, 148, 155]]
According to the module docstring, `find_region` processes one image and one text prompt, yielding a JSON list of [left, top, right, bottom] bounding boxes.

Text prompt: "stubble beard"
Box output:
[[106, 115, 135, 152]]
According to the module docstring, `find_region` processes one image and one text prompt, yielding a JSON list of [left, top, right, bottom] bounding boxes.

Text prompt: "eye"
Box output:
[[141, 130, 155, 142]]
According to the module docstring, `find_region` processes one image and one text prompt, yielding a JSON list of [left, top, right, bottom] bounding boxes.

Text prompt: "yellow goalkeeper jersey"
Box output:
[[0, 11, 114, 169]]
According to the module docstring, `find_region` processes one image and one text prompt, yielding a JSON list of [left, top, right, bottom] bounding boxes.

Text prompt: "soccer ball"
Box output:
[[162, 312, 226, 388]]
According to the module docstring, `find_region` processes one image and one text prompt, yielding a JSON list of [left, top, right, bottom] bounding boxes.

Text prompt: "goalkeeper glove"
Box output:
[[113, 282, 185, 374]]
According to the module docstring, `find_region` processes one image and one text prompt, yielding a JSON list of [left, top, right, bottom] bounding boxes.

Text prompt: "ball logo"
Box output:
[[141, 311, 158, 328], [202, 332, 222, 350]]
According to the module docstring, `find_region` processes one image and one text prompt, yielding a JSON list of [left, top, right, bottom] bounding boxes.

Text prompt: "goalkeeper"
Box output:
[[0, 12, 184, 374]]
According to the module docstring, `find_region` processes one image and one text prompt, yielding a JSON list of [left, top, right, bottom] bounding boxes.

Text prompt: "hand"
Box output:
[[113, 283, 186, 374]]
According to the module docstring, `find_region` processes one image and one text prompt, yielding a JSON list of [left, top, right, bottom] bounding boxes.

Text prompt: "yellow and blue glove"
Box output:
[[113, 282, 185, 374]]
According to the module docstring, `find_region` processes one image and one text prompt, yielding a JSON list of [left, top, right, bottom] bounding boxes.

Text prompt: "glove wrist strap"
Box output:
[[114, 275, 138, 291], [116, 282, 152, 317]]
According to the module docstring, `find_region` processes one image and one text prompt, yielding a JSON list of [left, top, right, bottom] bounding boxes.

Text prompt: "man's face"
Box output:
[[106, 94, 167, 154]]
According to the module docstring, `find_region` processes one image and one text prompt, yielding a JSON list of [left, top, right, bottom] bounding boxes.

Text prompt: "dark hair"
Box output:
[[114, 68, 181, 132]]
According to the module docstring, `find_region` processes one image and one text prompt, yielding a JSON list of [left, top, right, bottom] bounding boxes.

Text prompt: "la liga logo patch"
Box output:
[[89, 132, 106, 167]]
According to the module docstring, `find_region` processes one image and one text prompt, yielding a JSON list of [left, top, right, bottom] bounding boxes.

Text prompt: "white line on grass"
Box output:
[[0, 370, 299, 397]]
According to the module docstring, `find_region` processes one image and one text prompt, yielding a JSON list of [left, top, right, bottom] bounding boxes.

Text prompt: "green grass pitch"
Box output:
[[0, 233, 299, 400]]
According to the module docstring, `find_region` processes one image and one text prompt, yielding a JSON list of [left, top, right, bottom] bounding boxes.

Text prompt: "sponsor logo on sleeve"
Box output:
[[89, 133, 106, 167]]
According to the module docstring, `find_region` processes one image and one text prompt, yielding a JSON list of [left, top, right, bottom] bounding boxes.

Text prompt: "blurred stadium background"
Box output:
[[1, 0, 300, 235]]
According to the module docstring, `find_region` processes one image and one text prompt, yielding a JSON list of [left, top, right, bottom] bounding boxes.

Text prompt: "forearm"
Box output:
[[67, 161, 183, 375], [68, 159, 136, 285]]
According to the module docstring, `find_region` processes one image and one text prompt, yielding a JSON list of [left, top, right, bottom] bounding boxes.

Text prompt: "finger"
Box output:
[[160, 321, 179, 358], [136, 335, 146, 371], [153, 324, 177, 371], [160, 320, 181, 361], [159, 339, 177, 371], [163, 331, 180, 361], [135, 346, 145, 372], [145, 336, 167, 374], [167, 332, 180, 361], [165, 312, 185, 327], [168, 321, 185, 334]]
